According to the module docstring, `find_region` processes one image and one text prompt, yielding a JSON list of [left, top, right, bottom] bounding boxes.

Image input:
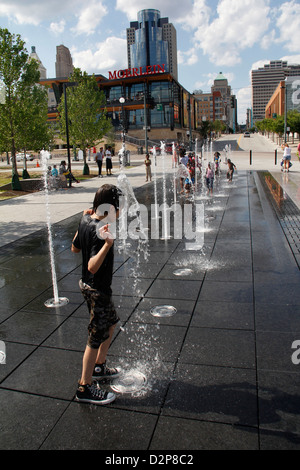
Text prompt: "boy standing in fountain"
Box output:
[[71, 184, 121, 405]]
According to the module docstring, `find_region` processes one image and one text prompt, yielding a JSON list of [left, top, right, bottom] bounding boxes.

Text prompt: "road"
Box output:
[[213, 132, 278, 153], [0, 133, 284, 177]]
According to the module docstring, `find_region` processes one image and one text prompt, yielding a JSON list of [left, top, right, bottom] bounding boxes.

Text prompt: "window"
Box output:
[[150, 82, 170, 101], [107, 86, 123, 102]]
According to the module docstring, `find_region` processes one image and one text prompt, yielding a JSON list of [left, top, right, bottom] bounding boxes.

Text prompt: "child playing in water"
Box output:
[[71, 184, 122, 405], [144, 153, 152, 181], [205, 163, 214, 195]]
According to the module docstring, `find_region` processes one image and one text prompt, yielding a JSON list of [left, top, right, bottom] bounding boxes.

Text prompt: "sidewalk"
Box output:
[[1, 147, 300, 450], [0, 157, 153, 247]]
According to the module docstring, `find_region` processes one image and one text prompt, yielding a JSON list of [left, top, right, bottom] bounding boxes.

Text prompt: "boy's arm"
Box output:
[[88, 224, 114, 274], [71, 231, 81, 253], [71, 209, 93, 253], [88, 239, 113, 274]]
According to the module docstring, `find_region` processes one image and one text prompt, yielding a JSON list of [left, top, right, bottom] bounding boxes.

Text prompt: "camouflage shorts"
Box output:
[[79, 280, 119, 349]]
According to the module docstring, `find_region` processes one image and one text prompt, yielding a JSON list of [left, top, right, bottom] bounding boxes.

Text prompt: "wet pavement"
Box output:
[[1, 159, 300, 451]]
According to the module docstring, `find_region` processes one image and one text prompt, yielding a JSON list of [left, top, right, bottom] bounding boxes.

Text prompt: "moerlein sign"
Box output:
[[108, 64, 166, 80]]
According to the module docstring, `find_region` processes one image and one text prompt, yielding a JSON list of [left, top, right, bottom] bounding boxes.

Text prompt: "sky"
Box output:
[[0, 0, 299, 124]]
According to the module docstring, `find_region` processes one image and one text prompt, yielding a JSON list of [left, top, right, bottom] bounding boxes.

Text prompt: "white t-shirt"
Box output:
[[105, 150, 112, 159]]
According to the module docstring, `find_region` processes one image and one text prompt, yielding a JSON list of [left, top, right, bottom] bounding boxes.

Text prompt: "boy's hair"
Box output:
[[93, 184, 122, 213]]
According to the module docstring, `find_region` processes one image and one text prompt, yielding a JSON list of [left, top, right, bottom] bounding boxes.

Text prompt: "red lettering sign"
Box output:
[[108, 71, 117, 80], [108, 64, 165, 80]]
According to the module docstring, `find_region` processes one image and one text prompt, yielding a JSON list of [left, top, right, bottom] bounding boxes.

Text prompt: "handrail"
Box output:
[[114, 133, 158, 148]]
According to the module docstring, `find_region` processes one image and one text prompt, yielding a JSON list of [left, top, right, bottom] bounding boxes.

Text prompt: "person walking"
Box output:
[[95, 147, 104, 177], [282, 143, 292, 172], [214, 151, 221, 175], [105, 146, 113, 176], [205, 162, 214, 195], [144, 153, 152, 181], [71, 184, 122, 405]]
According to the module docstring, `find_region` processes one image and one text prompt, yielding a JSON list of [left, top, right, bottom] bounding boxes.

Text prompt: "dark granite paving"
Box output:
[[0, 170, 300, 451], [258, 171, 300, 269]]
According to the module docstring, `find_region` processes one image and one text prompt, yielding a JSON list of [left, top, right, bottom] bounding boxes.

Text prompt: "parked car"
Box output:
[[243, 131, 250, 137], [149, 146, 161, 155], [10, 153, 34, 162]]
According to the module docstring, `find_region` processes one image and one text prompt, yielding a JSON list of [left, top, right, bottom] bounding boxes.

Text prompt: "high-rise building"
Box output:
[[127, 9, 178, 80], [210, 72, 237, 130], [251, 60, 300, 122], [55, 45, 74, 78], [29, 46, 47, 79]]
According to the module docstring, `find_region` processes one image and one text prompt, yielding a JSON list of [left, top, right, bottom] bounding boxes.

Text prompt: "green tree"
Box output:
[[0, 28, 46, 189], [288, 110, 300, 137], [273, 115, 284, 136], [17, 79, 52, 178], [212, 119, 226, 136], [58, 68, 112, 175]]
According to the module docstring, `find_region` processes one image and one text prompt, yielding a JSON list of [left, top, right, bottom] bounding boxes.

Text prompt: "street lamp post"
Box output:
[[119, 96, 125, 142], [63, 81, 77, 187], [144, 89, 149, 154], [284, 79, 287, 143], [119, 96, 126, 164]]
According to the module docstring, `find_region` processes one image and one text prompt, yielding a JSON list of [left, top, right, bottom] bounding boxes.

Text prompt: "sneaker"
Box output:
[[92, 362, 120, 380], [75, 382, 116, 405]]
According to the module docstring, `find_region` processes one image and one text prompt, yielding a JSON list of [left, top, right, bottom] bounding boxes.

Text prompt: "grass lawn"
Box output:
[[0, 169, 98, 201]]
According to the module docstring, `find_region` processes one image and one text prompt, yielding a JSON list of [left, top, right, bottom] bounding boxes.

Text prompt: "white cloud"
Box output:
[[72, 37, 127, 74], [115, 0, 193, 21], [178, 48, 198, 66], [275, 0, 300, 53], [261, 29, 276, 50], [0, 0, 77, 25], [71, 1, 108, 36], [250, 59, 270, 72], [280, 54, 300, 66], [179, 0, 271, 67], [49, 20, 66, 35], [236, 86, 252, 124], [0, 0, 108, 35], [176, 0, 211, 31]]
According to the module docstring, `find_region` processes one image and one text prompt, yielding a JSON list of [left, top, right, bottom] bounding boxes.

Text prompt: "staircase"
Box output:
[[114, 133, 158, 149]]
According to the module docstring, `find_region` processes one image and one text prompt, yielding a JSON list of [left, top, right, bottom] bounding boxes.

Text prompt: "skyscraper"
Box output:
[[55, 45, 74, 78], [127, 9, 178, 80], [30, 46, 47, 79], [251, 60, 300, 122]]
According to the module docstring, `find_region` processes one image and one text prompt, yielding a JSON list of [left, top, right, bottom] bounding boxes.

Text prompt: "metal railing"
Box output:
[[114, 133, 158, 148]]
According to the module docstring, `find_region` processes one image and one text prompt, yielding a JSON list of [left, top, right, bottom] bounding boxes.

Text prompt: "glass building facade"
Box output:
[[129, 9, 170, 75], [103, 77, 182, 132]]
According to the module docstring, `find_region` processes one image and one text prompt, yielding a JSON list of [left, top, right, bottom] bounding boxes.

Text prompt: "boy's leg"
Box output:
[[96, 324, 116, 365], [79, 345, 98, 385], [80, 324, 117, 384]]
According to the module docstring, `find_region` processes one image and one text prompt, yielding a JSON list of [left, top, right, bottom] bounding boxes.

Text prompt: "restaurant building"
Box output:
[[41, 65, 205, 146]]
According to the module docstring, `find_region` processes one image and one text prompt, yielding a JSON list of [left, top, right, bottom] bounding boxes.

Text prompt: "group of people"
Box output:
[[68, 147, 236, 405], [95, 146, 113, 177], [46, 160, 79, 188], [177, 149, 237, 196], [67, 142, 239, 405]]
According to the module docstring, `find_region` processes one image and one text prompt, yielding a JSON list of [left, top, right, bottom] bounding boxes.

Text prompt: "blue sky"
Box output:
[[0, 0, 299, 124]]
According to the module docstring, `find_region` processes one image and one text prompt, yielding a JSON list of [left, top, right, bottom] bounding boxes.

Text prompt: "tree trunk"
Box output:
[[82, 147, 89, 175]]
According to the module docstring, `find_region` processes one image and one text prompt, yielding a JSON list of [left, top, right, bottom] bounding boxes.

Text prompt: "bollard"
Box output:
[[250, 150, 252, 165], [275, 149, 277, 165]]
